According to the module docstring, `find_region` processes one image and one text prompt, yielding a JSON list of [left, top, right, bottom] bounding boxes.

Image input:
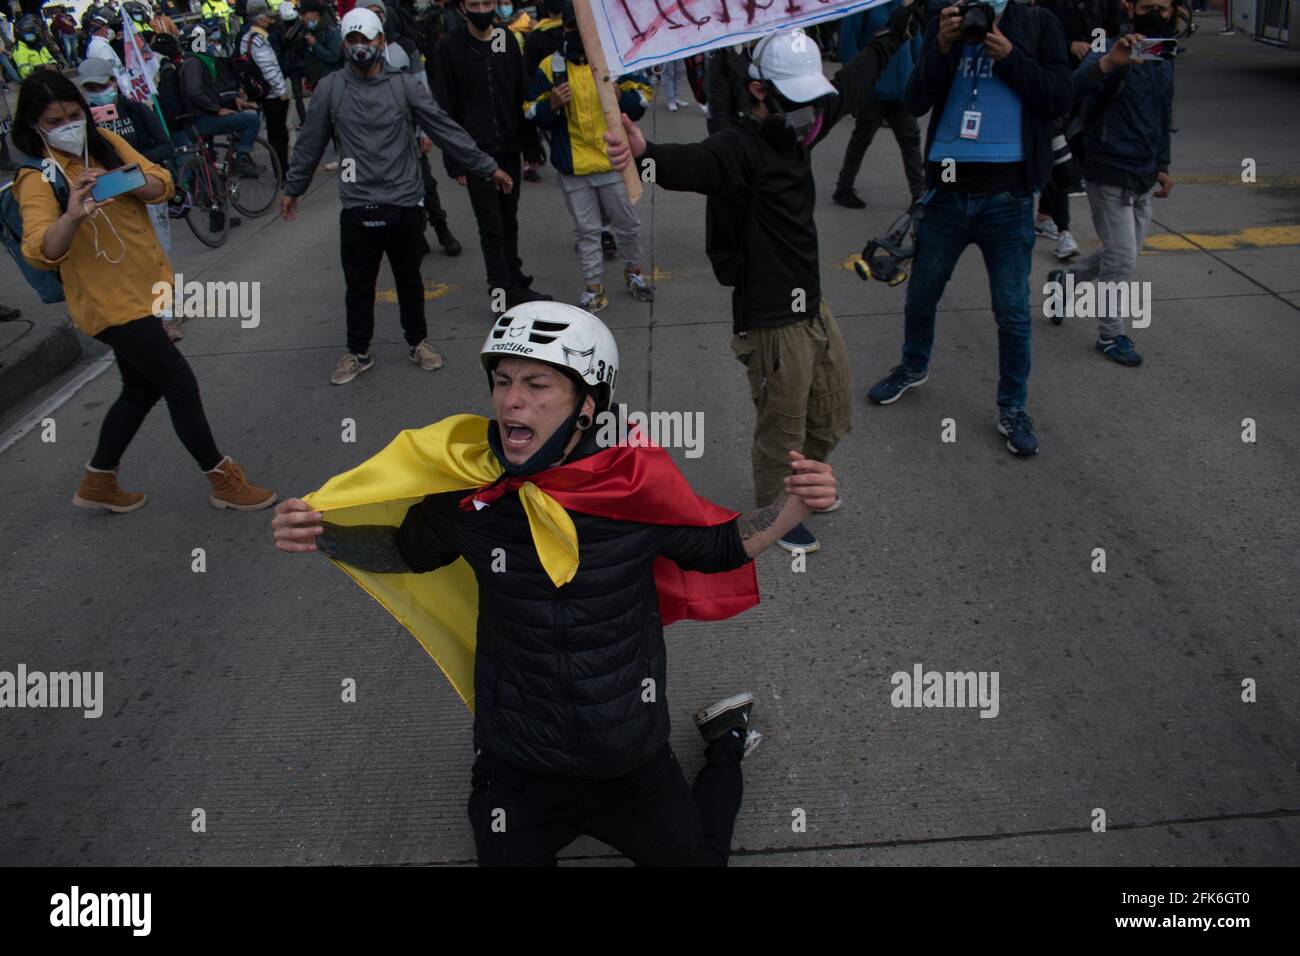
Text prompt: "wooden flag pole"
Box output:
[[571, 0, 643, 205]]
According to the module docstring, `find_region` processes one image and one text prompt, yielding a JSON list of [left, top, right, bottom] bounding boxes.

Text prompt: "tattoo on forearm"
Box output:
[[736, 498, 786, 541], [318, 523, 412, 573]]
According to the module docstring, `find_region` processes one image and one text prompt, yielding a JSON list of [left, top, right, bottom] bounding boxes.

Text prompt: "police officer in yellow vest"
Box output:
[[200, 0, 236, 35], [13, 17, 58, 79]]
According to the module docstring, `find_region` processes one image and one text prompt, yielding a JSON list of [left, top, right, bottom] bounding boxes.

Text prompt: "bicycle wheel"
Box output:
[[179, 155, 230, 248], [229, 137, 282, 218]]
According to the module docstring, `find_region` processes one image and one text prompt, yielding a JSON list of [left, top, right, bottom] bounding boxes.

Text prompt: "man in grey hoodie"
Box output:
[[280, 6, 512, 386]]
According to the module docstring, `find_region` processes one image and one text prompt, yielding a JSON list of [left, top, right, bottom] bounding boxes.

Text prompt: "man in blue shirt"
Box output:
[[867, 1, 1072, 456]]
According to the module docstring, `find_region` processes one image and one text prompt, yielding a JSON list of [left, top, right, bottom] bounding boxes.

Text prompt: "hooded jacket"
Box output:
[[640, 30, 905, 332], [432, 23, 526, 171], [525, 54, 651, 176], [282, 61, 497, 207], [1073, 37, 1174, 193]]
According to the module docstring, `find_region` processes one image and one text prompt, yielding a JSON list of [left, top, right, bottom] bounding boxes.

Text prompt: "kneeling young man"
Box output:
[[272, 303, 836, 866]]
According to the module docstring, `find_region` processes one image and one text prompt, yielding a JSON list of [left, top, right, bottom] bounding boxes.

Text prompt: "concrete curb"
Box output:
[[0, 313, 82, 415]]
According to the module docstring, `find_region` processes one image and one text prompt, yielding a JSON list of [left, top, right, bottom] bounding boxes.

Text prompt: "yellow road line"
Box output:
[[1144, 225, 1300, 251], [376, 280, 450, 303]]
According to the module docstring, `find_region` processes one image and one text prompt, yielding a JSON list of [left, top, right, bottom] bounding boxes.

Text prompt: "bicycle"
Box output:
[[172, 120, 282, 248]]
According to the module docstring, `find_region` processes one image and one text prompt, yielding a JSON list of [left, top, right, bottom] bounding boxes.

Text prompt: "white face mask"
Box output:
[[43, 119, 87, 156], [39, 122, 126, 265]]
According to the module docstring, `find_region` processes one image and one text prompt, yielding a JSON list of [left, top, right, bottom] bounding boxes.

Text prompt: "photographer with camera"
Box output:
[[866, 0, 1072, 457], [1047, 0, 1178, 369]]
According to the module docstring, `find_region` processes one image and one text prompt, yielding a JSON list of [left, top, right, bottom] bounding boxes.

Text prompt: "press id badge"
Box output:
[[960, 110, 982, 140]]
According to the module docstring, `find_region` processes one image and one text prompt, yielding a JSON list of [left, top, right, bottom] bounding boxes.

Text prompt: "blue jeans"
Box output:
[[901, 189, 1036, 409], [184, 111, 260, 155]]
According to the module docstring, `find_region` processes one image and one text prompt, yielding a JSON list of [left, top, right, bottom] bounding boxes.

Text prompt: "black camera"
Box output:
[[954, 1, 996, 44]]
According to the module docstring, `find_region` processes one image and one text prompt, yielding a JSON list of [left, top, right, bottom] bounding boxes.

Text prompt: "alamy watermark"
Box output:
[[594, 403, 704, 459], [1042, 274, 1152, 328], [891, 663, 999, 718], [0, 664, 103, 718], [151, 274, 261, 327]]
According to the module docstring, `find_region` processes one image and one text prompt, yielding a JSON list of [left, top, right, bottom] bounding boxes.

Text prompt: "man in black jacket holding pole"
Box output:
[[606, 4, 920, 556]]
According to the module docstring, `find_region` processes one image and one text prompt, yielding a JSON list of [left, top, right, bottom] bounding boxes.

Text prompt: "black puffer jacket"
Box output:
[[395, 487, 750, 779]]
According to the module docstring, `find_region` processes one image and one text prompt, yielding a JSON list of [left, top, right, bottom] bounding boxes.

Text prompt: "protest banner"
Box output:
[[586, 0, 893, 73]]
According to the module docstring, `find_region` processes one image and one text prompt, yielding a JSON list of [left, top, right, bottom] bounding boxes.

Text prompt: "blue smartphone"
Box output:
[[90, 163, 147, 202]]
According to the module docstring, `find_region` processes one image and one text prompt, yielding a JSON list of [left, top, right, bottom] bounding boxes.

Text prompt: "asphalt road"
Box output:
[[0, 24, 1296, 866]]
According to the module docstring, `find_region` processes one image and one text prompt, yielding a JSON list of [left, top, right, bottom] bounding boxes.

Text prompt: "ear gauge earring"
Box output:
[[576, 413, 593, 430]]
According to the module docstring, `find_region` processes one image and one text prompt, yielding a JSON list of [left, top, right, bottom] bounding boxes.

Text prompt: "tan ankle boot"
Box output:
[[73, 465, 147, 513], [205, 456, 276, 511]]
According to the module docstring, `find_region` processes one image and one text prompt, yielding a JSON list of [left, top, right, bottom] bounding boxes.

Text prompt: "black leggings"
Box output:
[[91, 316, 222, 472]]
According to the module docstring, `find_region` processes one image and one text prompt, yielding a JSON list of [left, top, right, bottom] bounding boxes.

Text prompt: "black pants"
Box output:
[[289, 74, 307, 125], [836, 97, 925, 201], [92, 315, 222, 472], [420, 154, 448, 229], [261, 96, 289, 179], [465, 150, 523, 291], [1038, 180, 1070, 231], [339, 204, 428, 356], [468, 736, 745, 867]]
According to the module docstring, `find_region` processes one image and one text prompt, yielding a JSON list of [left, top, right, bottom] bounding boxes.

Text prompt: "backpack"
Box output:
[[233, 31, 269, 100], [0, 158, 70, 304], [153, 57, 184, 128]]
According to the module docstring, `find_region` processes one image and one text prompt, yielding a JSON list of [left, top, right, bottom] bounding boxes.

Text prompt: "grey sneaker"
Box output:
[[1034, 217, 1060, 240], [1055, 231, 1080, 259], [331, 352, 374, 385], [410, 339, 444, 371], [695, 692, 754, 742]]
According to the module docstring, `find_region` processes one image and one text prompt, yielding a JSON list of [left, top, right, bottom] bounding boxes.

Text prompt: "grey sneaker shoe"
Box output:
[[695, 691, 754, 742], [331, 352, 374, 385], [410, 339, 444, 371]]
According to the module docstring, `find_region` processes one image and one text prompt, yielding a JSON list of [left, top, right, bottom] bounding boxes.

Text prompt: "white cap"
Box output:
[[748, 29, 836, 104], [340, 7, 383, 40], [279, 1, 297, 19]]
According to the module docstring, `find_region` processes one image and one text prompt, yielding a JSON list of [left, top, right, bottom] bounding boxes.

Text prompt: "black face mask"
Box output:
[[488, 412, 580, 476], [466, 8, 496, 30], [1132, 10, 1172, 36], [563, 31, 585, 63]]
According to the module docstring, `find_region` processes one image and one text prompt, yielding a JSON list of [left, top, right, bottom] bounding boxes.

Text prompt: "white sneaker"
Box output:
[[667, 101, 679, 112], [1055, 231, 1080, 259], [1034, 218, 1059, 240], [675, 99, 691, 108]]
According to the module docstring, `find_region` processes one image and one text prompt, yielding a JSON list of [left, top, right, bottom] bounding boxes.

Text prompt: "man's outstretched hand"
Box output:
[[272, 498, 324, 553], [784, 451, 838, 513], [603, 113, 645, 172], [738, 452, 838, 558]]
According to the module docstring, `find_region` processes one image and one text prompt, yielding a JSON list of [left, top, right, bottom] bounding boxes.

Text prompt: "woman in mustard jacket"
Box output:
[[11, 72, 276, 514]]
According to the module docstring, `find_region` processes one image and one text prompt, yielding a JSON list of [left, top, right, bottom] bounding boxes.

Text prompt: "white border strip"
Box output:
[[0, 358, 113, 456]]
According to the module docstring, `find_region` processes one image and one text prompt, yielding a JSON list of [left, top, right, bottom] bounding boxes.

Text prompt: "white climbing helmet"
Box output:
[[481, 302, 619, 411]]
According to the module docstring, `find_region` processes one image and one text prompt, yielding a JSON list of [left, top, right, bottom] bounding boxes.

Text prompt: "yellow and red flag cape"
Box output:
[[303, 414, 759, 712]]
